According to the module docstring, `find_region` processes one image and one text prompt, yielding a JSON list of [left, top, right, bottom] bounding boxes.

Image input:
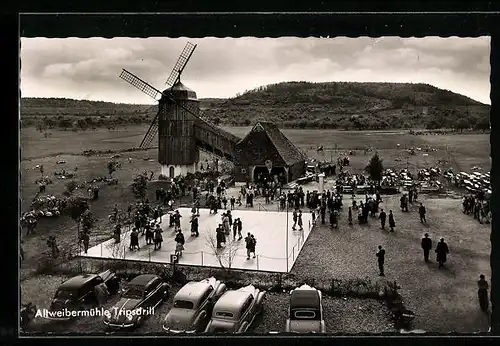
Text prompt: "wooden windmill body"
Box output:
[[158, 81, 200, 177], [119, 42, 204, 178]]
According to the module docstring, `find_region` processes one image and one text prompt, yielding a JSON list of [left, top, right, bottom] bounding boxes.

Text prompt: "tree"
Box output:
[[46, 236, 60, 259], [455, 118, 469, 132], [63, 180, 78, 196], [474, 117, 490, 131], [107, 160, 121, 178], [105, 241, 126, 259], [205, 231, 241, 271], [365, 152, 384, 185], [131, 172, 149, 201], [66, 196, 89, 223], [80, 209, 97, 234], [65, 195, 90, 249]]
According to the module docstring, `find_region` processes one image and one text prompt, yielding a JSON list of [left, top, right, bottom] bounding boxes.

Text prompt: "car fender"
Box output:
[[204, 320, 213, 333], [237, 321, 249, 333], [255, 291, 266, 306], [192, 310, 206, 328], [215, 283, 227, 297], [98, 269, 115, 283]]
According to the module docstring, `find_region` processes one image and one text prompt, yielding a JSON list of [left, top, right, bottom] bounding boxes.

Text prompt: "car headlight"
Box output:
[[127, 315, 134, 321]]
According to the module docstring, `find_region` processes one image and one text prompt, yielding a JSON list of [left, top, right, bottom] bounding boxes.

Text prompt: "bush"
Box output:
[[131, 172, 149, 200], [64, 180, 78, 195]]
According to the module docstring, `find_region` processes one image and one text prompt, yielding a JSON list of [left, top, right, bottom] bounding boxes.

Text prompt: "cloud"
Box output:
[[20, 36, 491, 104]]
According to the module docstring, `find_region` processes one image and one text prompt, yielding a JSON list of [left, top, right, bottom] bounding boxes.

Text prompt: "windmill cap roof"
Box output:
[[163, 81, 198, 101]]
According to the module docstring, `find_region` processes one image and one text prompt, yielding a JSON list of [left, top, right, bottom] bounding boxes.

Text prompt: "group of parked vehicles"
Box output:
[[23, 270, 327, 334]]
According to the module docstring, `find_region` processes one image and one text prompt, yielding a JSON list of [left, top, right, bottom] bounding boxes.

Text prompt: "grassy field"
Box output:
[[20, 125, 491, 333]]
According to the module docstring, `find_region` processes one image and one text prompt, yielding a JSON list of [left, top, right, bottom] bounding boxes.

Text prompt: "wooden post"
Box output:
[[201, 251, 204, 266], [256, 255, 259, 270], [286, 198, 289, 272]]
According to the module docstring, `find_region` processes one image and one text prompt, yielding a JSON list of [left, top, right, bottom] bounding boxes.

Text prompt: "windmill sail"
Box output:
[[140, 113, 159, 149], [120, 69, 163, 101], [165, 42, 197, 87]]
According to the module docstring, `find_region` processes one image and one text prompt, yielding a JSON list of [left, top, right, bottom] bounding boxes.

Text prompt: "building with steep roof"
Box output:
[[234, 122, 306, 184]]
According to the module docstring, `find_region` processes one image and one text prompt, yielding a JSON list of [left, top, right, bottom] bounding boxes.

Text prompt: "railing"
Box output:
[[83, 220, 313, 273]]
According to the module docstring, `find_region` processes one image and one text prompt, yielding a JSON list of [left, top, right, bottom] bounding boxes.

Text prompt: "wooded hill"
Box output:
[[21, 82, 490, 130]]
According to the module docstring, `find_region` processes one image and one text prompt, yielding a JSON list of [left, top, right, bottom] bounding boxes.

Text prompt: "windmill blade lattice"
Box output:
[[165, 42, 197, 87], [140, 113, 159, 149], [120, 69, 163, 101]]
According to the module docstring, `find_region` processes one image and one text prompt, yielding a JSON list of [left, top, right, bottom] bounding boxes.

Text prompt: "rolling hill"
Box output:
[[21, 82, 490, 130]]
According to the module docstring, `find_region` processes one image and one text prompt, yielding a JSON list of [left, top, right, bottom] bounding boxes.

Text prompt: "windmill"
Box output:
[[119, 42, 205, 178]]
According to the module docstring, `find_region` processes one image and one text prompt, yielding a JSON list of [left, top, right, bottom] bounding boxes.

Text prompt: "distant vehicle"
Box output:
[[47, 270, 120, 320], [104, 274, 169, 329], [205, 285, 265, 333], [285, 284, 326, 333], [163, 277, 226, 333]]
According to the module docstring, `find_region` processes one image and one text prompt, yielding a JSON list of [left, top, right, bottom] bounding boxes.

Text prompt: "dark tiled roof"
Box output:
[[242, 122, 305, 166]]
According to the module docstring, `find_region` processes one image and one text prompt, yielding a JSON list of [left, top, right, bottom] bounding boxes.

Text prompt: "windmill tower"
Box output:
[[119, 42, 201, 178]]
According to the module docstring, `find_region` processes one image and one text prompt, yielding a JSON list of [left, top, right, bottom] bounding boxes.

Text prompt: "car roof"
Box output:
[[59, 274, 98, 290], [214, 291, 252, 313], [290, 289, 320, 309], [175, 281, 211, 302], [129, 274, 159, 287]]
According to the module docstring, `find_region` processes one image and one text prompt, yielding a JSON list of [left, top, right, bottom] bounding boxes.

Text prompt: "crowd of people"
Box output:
[[462, 194, 491, 224]]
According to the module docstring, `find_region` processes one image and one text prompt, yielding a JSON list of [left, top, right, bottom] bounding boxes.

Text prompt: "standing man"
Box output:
[[477, 274, 490, 312], [388, 210, 395, 232], [421, 233, 432, 262], [435, 238, 450, 269], [419, 203, 427, 223], [292, 209, 298, 230], [379, 209, 387, 230], [376, 245, 386, 276]]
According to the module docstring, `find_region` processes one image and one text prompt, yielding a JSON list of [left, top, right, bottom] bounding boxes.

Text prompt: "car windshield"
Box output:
[[173, 300, 194, 309], [123, 286, 144, 299], [55, 290, 76, 299], [290, 309, 320, 320]]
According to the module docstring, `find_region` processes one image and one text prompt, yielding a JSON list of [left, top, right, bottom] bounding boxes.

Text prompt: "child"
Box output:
[[348, 207, 353, 225], [311, 209, 316, 225]]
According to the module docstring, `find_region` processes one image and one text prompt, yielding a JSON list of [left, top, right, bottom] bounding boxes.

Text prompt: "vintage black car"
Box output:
[[104, 274, 169, 329], [48, 270, 119, 320]]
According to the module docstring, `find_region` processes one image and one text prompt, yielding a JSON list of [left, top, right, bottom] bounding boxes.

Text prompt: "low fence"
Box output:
[[60, 255, 389, 300], [78, 220, 312, 273]]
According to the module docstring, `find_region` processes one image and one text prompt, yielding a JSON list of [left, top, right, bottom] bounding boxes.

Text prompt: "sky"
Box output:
[[20, 36, 491, 105]]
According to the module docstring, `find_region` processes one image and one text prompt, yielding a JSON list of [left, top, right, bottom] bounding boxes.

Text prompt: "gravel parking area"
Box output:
[[22, 275, 393, 334], [291, 194, 491, 333]]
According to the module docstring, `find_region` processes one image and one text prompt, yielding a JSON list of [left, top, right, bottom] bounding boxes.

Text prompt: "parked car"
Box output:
[[104, 274, 169, 329], [285, 284, 326, 333], [47, 270, 119, 320], [163, 277, 226, 333], [205, 284, 265, 333]]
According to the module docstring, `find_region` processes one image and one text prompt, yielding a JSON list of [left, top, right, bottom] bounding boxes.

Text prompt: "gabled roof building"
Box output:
[[234, 122, 306, 184]]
